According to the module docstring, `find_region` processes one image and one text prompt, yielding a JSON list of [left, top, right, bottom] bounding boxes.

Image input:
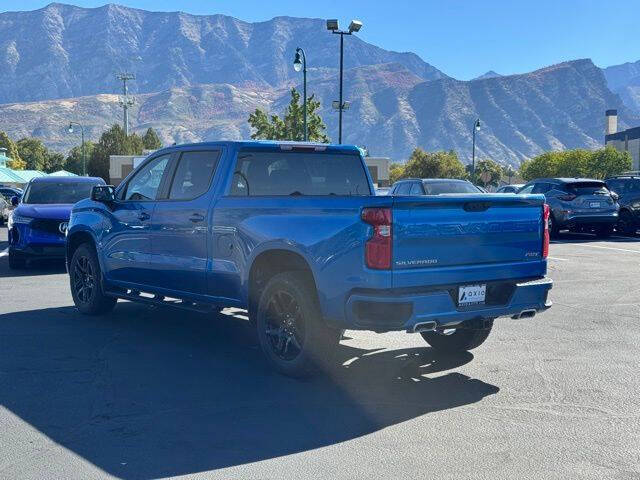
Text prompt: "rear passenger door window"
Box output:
[[531, 183, 551, 194], [168, 150, 220, 200]]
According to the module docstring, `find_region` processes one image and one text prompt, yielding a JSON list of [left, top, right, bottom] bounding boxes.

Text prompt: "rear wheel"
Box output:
[[548, 214, 560, 238], [595, 224, 613, 238], [256, 271, 341, 378], [70, 243, 117, 315], [8, 249, 26, 270], [617, 210, 637, 235], [421, 320, 493, 353]]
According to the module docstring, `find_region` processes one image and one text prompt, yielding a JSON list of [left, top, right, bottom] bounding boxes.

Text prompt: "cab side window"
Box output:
[[518, 184, 535, 194], [122, 155, 171, 201], [395, 183, 411, 195]]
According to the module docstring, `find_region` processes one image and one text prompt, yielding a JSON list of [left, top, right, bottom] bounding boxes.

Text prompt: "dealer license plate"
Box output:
[[458, 284, 486, 306]]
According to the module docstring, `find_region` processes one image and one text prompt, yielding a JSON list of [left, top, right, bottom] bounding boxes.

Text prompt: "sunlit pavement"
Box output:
[[1, 226, 639, 479]]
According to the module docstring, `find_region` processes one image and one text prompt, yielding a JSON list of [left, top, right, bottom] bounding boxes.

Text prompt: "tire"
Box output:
[[8, 249, 26, 270], [421, 320, 493, 353], [595, 225, 613, 238], [617, 210, 637, 235], [69, 243, 117, 315], [256, 271, 341, 378], [548, 213, 560, 239]]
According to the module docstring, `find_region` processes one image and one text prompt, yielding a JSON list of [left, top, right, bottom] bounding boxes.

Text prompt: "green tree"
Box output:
[[64, 141, 95, 175], [503, 164, 517, 184], [389, 163, 406, 184], [588, 146, 632, 179], [47, 152, 66, 172], [520, 147, 633, 181], [89, 124, 144, 181], [16, 137, 50, 171], [248, 88, 329, 142], [0, 131, 25, 169], [402, 148, 468, 180], [474, 159, 504, 188], [142, 127, 163, 150]]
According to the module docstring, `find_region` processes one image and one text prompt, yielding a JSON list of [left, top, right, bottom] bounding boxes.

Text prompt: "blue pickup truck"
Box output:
[[66, 141, 552, 377]]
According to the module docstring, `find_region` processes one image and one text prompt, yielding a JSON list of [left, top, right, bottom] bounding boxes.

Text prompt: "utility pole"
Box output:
[[116, 73, 135, 136]]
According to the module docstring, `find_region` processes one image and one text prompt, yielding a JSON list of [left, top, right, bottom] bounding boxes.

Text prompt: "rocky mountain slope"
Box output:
[[0, 3, 638, 165], [603, 60, 640, 114], [0, 2, 446, 104]]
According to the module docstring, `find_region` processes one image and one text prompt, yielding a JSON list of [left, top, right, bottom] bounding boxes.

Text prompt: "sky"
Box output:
[[2, 0, 638, 80]]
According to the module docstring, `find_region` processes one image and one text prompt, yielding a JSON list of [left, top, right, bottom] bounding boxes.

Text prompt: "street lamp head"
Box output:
[[293, 50, 303, 72], [475, 119, 481, 131], [67, 123, 74, 134], [326, 19, 339, 31], [348, 20, 363, 33]]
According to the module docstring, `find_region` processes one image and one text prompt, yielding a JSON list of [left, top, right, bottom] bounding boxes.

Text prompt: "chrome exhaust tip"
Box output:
[[413, 321, 437, 333], [512, 309, 536, 320]]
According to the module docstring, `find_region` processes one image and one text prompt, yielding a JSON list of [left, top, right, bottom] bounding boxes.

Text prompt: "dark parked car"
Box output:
[[605, 174, 640, 235], [496, 184, 525, 193], [518, 178, 618, 238], [0, 186, 23, 202], [390, 178, 482, 195]]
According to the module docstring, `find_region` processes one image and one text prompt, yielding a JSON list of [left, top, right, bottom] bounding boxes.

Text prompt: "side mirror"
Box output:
[[91, 185, 115, 203], [10, 196, 19, 207], [610, 192, 619, 202]]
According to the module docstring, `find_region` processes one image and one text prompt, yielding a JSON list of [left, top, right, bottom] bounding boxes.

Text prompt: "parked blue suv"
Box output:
[[66, 141, 552, 377], [8, 176, 104, 268]]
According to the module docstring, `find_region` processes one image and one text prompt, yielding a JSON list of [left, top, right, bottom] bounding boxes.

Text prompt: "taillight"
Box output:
[[361, 207, 392, 269], [542, 204, 550, 259], [558, 194, 576, 201]]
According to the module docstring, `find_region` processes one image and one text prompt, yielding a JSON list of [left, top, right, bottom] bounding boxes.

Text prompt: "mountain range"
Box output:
[[0, 2, 638, 165]]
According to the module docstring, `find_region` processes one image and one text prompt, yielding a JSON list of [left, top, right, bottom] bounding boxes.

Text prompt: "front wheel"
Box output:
[[256, 271, 341, 378], [70, 243, 117, 315], [8, 249, 26, 269], [421, 320, 493, 353]]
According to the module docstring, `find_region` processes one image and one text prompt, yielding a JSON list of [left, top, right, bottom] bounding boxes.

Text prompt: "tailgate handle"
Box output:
[[464, 202, 492, 212]]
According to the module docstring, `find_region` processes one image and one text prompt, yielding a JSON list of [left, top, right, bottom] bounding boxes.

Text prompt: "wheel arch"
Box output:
[[65, 229, 97, 271], [247, 248, 319, 318]]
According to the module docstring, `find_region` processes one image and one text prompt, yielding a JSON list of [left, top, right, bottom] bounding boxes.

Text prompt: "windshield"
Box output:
[[422, 181, 481, 195], [22, 181, 101, 204]]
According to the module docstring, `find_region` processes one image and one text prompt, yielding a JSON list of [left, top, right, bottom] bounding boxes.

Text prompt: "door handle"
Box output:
[[137, 212, 150, 221], [189, 213, 205, 223]]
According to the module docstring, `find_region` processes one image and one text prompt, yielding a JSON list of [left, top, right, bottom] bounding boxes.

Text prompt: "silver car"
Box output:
[[518, 178, 618, 237]]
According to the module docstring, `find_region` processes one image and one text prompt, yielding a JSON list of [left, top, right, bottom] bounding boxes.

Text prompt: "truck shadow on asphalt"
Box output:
[[0, 302, 499, 478]]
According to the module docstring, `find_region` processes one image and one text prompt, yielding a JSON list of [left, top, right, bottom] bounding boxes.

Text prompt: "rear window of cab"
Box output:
[[229, 150, 371, 196]]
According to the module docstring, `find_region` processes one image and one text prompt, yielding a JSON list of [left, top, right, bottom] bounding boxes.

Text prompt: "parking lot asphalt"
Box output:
[[1, 226, 639, 480]]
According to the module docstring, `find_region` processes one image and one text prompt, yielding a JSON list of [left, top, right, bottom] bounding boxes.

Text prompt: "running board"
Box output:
[[106, 288, 216, 313]]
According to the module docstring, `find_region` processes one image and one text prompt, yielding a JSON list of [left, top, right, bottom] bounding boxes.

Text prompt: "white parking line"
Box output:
[[548, 256, 569, 261], [0, 248, 8, 258], [566, 244, 640, 254]]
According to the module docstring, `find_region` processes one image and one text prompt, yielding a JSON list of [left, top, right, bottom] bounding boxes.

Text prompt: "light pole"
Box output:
[[293, 47, 308, 141], [472, 118, 481, 178], [116, 72, 135, 136], [327, 19, 363, 144], [67, 121, 86, 176]]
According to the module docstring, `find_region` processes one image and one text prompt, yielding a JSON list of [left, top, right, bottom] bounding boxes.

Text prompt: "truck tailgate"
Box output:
[[392, 194, 546, 287]]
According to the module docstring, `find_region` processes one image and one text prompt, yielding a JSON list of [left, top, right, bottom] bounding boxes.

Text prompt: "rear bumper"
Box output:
[[558, 212, 618, 226], [342, 277, 553, 332]]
